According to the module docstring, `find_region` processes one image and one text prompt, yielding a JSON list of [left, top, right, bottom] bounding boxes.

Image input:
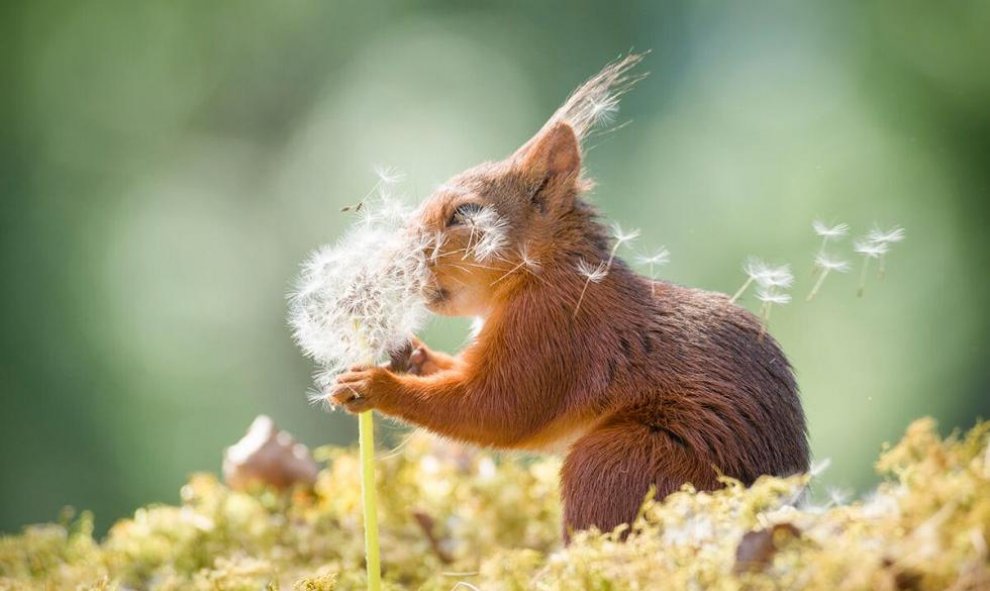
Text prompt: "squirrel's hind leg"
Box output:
[[560, 413, 720, 542]]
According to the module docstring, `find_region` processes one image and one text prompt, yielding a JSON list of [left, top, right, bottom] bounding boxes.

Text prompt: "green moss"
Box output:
[[2, 418, 988, 590]]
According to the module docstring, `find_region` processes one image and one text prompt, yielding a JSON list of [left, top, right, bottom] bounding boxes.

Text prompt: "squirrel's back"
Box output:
[[595, 273, 810, 482]]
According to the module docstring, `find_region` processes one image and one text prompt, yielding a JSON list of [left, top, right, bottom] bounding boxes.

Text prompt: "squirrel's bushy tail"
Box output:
[[547, 52, 648, 142]]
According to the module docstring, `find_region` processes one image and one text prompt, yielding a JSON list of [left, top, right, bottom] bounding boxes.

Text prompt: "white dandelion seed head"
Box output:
[[812, 220, 850, 240], [637, 247, 671, 267], [576, 258, 608, 283], [868, 224, 906, 245], [288, 194, 430, 375], [611, 222, 641, 246], [814, 253, 851, 273], [462, 205, 510, 262], [757, 289, 792, 306], [854, 239, 890, 258]]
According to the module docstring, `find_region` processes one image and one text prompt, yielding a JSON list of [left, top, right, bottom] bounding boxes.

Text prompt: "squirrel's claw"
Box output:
[[329, 366, 391, 414]]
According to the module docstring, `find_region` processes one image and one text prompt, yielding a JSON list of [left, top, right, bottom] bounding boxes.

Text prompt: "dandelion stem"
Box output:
[[807, 269, 830, 301], [354, 323, 382, 591], [877, 254, 887, 280], [359, 410, 382, 591], [730, 277, 753, 304]]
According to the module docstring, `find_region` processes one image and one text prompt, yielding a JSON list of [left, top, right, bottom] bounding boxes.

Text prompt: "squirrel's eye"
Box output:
[[448, 202, 483, 227]]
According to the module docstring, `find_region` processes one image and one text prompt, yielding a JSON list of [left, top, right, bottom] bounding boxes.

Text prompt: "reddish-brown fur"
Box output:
[[331, 60, 809, 541]]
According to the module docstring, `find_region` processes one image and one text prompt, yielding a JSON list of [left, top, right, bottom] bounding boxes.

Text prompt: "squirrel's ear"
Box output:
[[513, 122, 581, 203]]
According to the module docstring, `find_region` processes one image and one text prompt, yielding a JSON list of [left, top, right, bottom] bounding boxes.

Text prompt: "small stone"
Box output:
[[223, 415, 319, 491]]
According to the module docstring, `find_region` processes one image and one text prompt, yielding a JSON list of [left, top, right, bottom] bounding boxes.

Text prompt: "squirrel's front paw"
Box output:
[[388, 339, 445, 376], [329, 366, 395, 414]]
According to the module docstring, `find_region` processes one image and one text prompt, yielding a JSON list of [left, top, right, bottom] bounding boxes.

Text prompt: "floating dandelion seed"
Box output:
[[757, 289, 791, 306], [756, 286, 791, 333], [758, 265, 794, 289], [460, 206, 510, 263], [813, 220, 850, 243], [806, 254, 850, 301], [372, 165, 406, 186], [550, 53, 648, 141], [730, 258, 766, 303], [637, 247, 671, 297], [577, 258, 609, 283], [610, 223, 641, 257], [868, 224, 905, 280], [342, 167, 407, 213], [573, 259, 608, 318], [868, 224, 906, 245], [730, 258, 791, 303], [854, 238, 889, 297], [573, 224, 638, 317], [491, 243, 541, 286], [812, 220, 849, 275]]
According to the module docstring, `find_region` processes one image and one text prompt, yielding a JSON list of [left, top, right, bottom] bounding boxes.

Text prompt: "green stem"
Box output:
[[359, 410, 382, 591]]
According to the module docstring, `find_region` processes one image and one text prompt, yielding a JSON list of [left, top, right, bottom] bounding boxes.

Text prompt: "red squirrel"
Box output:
[[330, 55, 809, 539]]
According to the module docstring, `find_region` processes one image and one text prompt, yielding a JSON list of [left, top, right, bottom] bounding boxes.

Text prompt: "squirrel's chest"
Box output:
[[517, 416, 597, 456]]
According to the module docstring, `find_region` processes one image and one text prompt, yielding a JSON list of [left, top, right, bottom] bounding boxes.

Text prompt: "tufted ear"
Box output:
[[513, 122, 581, 211]]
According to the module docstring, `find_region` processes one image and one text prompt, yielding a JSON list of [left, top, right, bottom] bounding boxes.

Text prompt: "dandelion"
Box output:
[[730, 258, 792, 303], [289, 213, 430, 375], [573, 224, 638, 317], [868, 224, 905, 279], [637, 247, 671, 297], [806, 254, 851, 301], [288, 191, 430, 591], [854, 238, 890, 297]]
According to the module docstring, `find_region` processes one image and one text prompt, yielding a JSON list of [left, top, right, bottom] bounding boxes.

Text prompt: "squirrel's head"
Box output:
[[412, 54, 646, 317]]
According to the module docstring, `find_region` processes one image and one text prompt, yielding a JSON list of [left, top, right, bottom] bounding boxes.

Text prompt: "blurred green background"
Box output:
[[2, 0, 989, 534]]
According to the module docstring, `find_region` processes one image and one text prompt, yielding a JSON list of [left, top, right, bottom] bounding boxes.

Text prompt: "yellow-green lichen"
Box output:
[[2, 418, 988, 590]]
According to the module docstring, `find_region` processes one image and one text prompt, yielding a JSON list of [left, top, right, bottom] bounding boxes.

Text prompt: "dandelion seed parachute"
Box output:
[[812, 220, 850, 240], [576, 258, 609, 283], [462, 206, 510, 262], [867, 224, 906, 245]]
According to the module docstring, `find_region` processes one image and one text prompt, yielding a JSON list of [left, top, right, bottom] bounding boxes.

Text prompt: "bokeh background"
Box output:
[[2, 1, 988, 534]]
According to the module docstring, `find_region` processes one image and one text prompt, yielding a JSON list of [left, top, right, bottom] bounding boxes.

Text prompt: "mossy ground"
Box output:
[[2, 418, 988, 590]]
